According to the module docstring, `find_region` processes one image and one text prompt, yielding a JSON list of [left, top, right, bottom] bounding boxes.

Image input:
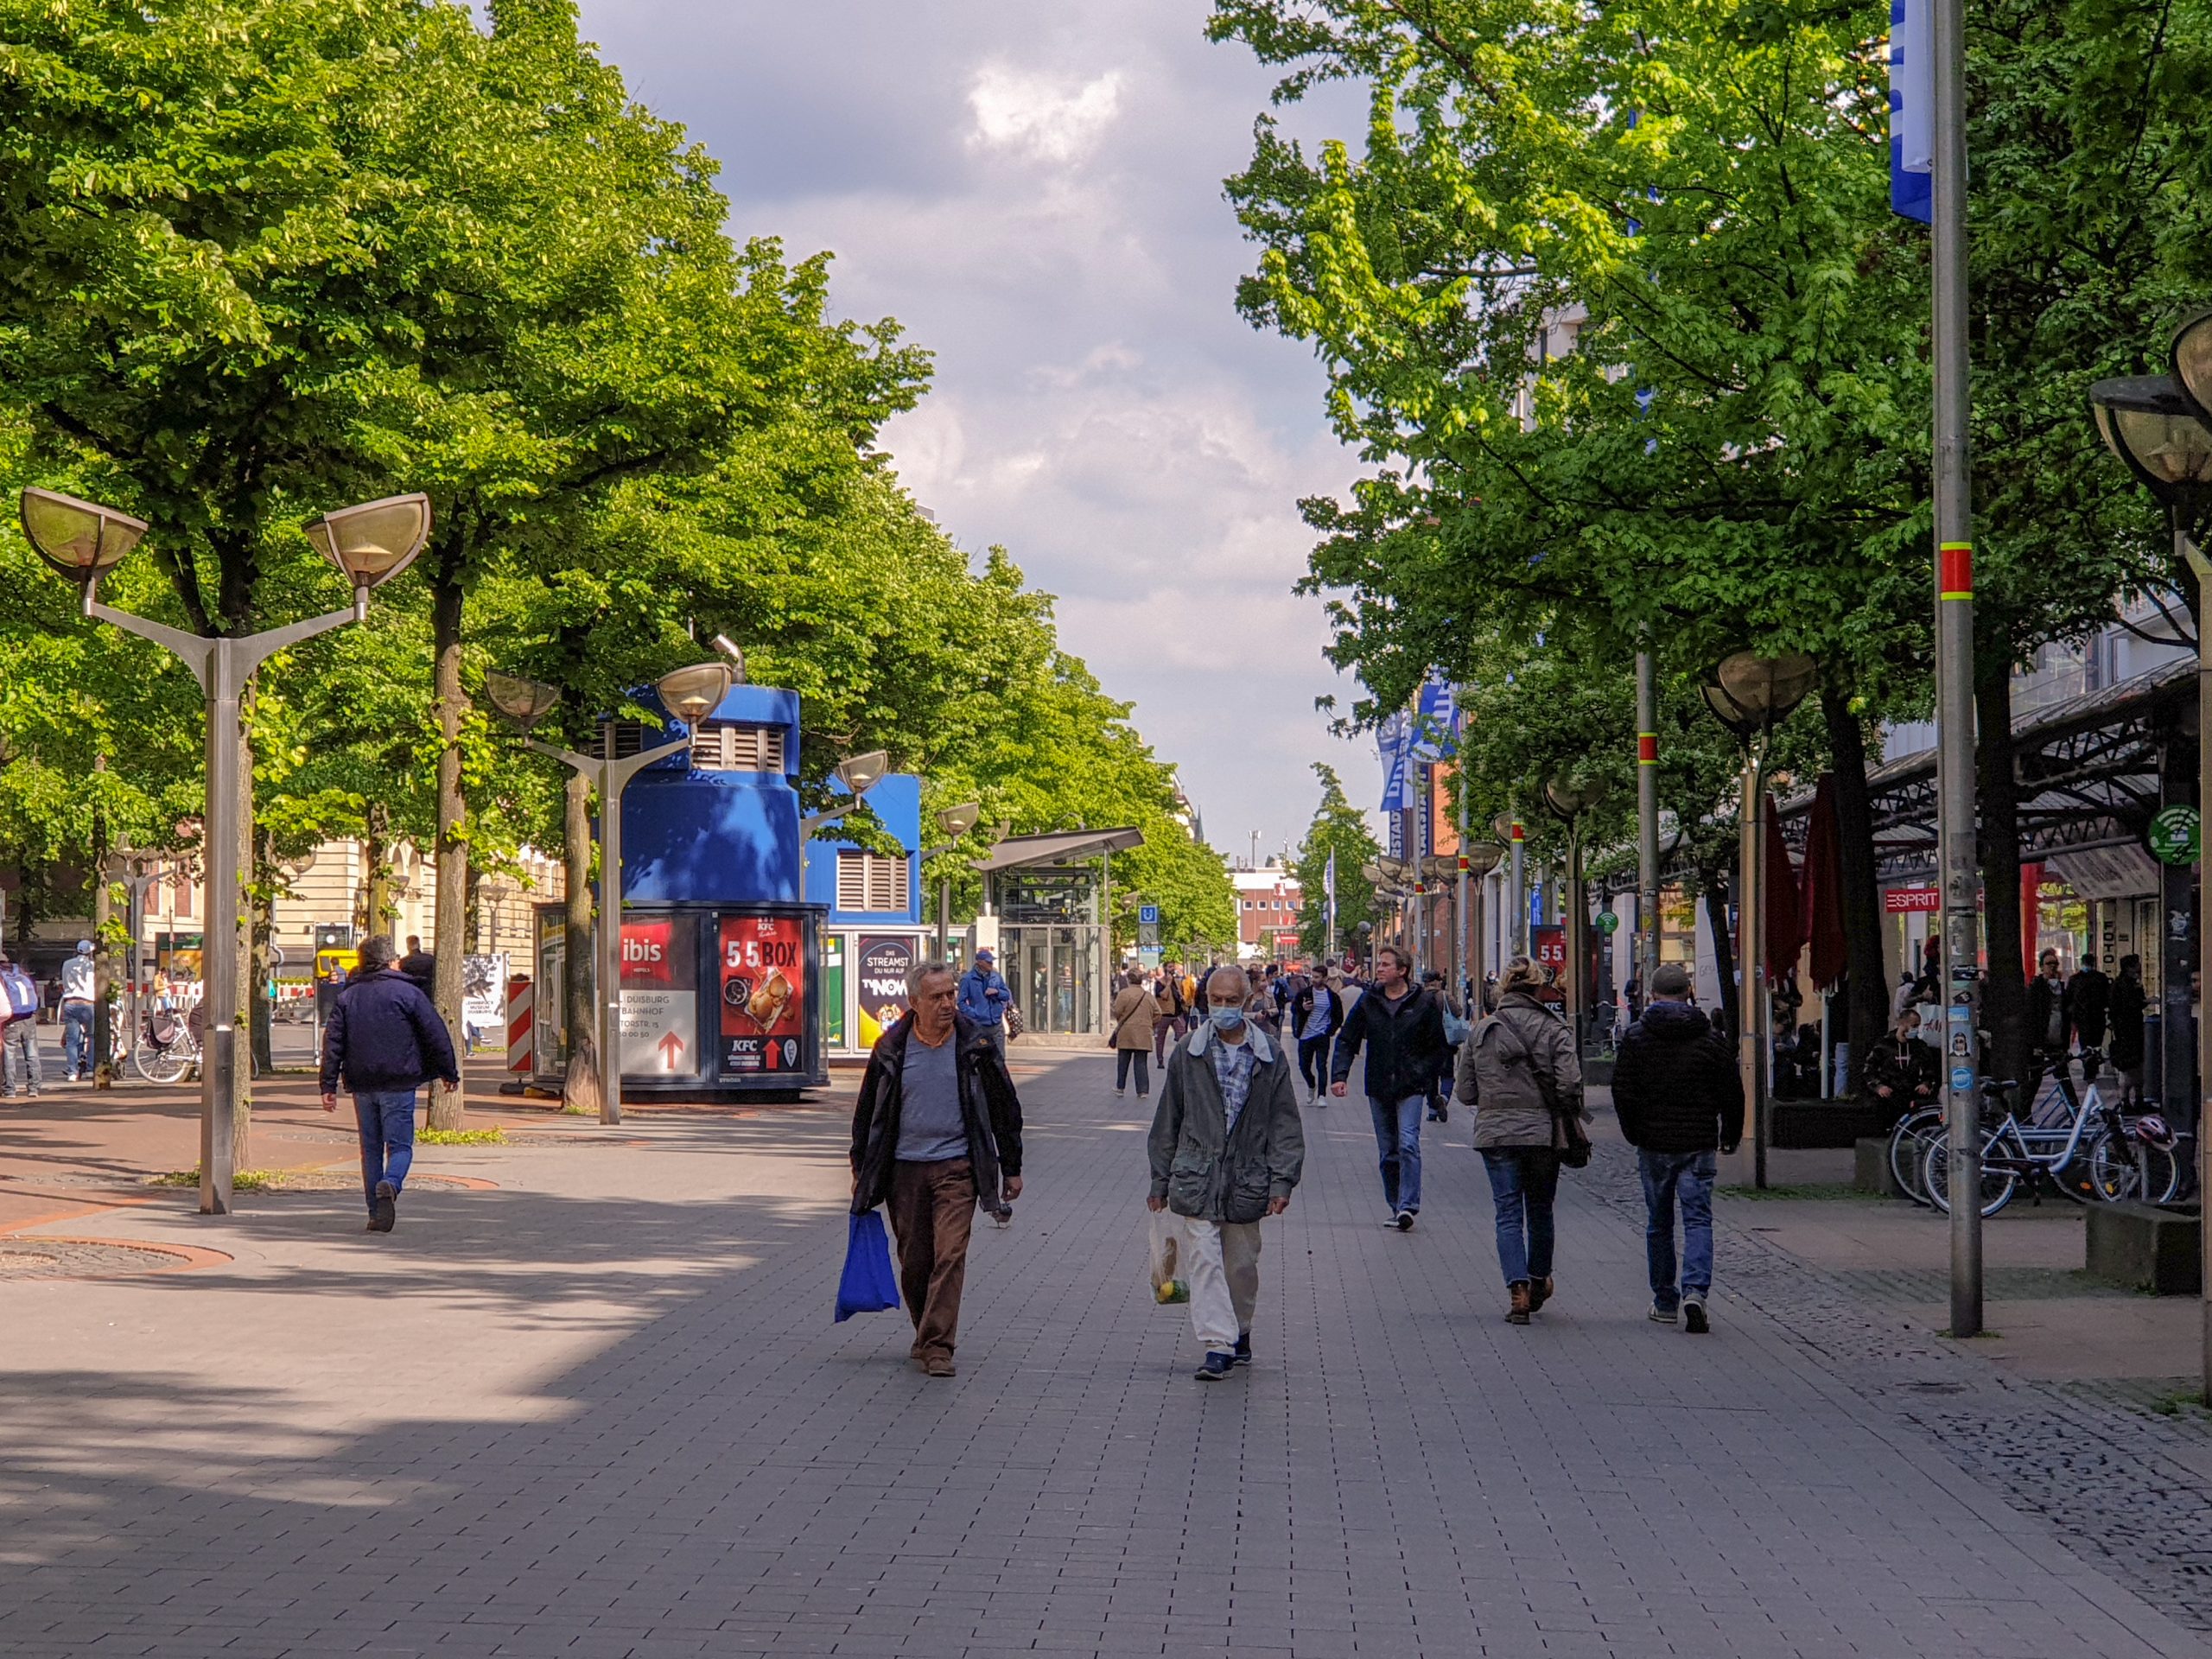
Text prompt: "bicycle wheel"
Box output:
[[1889, 1111, 1943, 1205], [1924, 1135, 2018, 1219], [2086, 1129, 2183, 1205], [131, 1041, 190, 1085]]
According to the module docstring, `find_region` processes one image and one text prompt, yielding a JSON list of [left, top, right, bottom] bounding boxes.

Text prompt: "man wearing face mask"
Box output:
[[1147, 966, 1305, 1381], [1866, 1007, 1941, 1116]]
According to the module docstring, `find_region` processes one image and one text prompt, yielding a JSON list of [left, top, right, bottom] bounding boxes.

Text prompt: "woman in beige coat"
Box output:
[[1109, 970, 1160, 1098]]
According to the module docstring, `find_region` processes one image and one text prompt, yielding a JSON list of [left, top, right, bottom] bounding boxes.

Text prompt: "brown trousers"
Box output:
[[887, 1158, 976, 1361]]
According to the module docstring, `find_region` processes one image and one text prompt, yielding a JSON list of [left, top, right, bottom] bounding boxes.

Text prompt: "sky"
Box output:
[[571, 1, 1382, 865]]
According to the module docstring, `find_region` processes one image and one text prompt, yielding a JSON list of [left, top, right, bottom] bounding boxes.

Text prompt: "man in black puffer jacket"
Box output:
[[1611, 963, 1743, 1334], [1329, 944, 1447, 1230], [320, 935, 461, 1236]]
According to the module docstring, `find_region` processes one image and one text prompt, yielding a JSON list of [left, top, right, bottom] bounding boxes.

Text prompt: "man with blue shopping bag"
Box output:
[[849, 959, 1024, 1376]]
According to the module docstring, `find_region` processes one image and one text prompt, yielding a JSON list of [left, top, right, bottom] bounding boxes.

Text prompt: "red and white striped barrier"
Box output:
[[505, 977, 534, 1072]]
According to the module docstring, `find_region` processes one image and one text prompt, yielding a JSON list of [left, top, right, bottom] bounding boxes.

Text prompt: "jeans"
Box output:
[[1184, 1217, 1262, 1353], [1368, 1092, 1426, 1212], [1115, 1048, 1150, 1095], [1638, 1148, 1716, 1310], [887, 1157, 976, 1362], [3, 1021, 41, 1096], [353, 1089, 418, 1211], [62, 1002, 93, 1077], [1296, 1036, 1331, 1094], [1481, 1147, 1560, 1287]]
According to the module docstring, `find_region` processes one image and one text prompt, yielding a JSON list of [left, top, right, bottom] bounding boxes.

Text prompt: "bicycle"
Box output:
[[1925, 1048, 2177, 1217], [130, 1006, 262, 1085]]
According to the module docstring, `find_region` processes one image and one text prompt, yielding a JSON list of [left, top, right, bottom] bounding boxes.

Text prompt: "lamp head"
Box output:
[[654, 661, 735, 726], [938, 801, 982, 838], [2091, 372, 2212, 513], [1462, 839, 1504, 876], [1360, 861, 1385, 885], [486, 671, 562, 731], [1707, 650, 1817, 732], [304, 493, 430, 593], [19, 488, 149, 594], [710, 633, 748, 683], [1543, 775, 1609, 818], [1420, 854, 1457, 880], [836, 750, 891, 795]]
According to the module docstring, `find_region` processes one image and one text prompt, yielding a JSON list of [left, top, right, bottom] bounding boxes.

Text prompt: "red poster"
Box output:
[[718, 913, 805, 1076]]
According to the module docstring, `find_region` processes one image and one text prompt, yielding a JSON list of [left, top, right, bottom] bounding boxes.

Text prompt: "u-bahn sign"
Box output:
[[2147, 804, 2200, 867]]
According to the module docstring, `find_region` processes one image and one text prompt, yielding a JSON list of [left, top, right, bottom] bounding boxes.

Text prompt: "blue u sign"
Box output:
[[1138, 904, 1160, 925]]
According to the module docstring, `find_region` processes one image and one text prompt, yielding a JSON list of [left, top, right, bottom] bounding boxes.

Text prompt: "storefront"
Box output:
[[973, 829, 1144, 1040]]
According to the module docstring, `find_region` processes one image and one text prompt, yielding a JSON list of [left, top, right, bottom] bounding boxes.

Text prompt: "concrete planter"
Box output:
[[2085, 1201, 2203, 1295]]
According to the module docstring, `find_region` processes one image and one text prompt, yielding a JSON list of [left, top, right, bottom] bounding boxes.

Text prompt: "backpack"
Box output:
[[2, 969, 36, 1020]]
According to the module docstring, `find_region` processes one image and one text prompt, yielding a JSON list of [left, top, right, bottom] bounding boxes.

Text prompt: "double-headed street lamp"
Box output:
[[1459, 839, 1504, 999], [2091, 323, 2212, 1403], [1491, 812, 1528, 957], [1701, 648, 1816, 1190], [925, 802, 984, 963], [22, 487, 428, 1214], [1543, 775, 1610, 1045], [486, 659, 736, 1126]]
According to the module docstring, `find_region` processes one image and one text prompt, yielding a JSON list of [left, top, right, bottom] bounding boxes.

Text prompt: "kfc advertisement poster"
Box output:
[[719, 912, 805, 1075]]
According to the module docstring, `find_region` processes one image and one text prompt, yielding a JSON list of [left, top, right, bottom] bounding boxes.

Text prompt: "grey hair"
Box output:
[[1205, 964, 1249, 1000], [359, 934, 397, 970], [906, 958, 956, 998]]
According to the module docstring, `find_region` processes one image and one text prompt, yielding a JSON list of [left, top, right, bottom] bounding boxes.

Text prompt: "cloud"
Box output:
[[968, 64, 1125, 165]]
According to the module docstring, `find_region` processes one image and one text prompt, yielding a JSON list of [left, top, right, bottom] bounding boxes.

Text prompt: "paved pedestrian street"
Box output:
[[1, 1052, 2209, 1659]]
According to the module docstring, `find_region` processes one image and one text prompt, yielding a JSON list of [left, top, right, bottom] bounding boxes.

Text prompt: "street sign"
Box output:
[[1138, 904, 1160, 925], [1594, 910, 1619, 936], [2147, 804, 2200, 866]]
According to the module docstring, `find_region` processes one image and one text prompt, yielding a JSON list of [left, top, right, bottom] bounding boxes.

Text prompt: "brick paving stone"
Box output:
[[0, 1055, 2206, 1658]]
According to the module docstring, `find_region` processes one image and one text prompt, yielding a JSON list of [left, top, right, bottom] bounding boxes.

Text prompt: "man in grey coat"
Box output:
[[1147, 965, 1306, 1381]]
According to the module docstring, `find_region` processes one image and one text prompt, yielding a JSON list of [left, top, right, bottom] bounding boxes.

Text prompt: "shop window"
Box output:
[[836, 851, 910, 912]]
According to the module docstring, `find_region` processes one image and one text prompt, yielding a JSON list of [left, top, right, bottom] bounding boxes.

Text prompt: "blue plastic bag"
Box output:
[[836, 1209, 901, 1322]]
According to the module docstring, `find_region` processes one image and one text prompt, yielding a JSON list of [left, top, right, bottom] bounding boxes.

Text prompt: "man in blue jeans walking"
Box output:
[[1329, 944, 1448, 1230], [1609, 962, 1744, 1332], [320, 935, 461, 1235]]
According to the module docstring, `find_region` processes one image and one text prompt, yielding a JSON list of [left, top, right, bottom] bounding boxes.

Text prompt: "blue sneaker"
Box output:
[[1233, 1332, 1252, 1366], [1194, 1351, 1234, 1382]]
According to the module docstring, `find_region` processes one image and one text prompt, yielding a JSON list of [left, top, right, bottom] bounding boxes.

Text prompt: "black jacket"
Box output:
[[1610, 999, 1745, 1154], [1865, 1033, 1940, 1109], [2108, 976, 2147, 1067], [320, 966, 461, 1095], [1288, 982, 1342, 1044], [2024, 974, 2071, 1053], [849, 1012, 1024, 1216], [2070, 967, 2112, 1047], [1331, 982, 1446, 1102]]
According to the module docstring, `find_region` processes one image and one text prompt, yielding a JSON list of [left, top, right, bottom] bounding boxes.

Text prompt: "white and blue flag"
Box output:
[[1890, 0, 1932, 224], [1409, 676, 1459, 761]]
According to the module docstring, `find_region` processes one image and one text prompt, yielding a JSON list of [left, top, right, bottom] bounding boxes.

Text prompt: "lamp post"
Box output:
[[486, 661, 734, 1126], [1459, 840, 1504, 1010], [2092, 346, 2212, 1401], [1421, 855, 1456, 984], [1543, 777, 1610, 1046], [1701, 649, 1816, 1191], [22, 487, 426, 1214], [1492, 813, 1528, 957], [103, 851, 162, 1080], [927, 802, 983, 963]]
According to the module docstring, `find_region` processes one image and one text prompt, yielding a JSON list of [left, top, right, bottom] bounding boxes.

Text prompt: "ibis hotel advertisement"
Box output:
[[719, 912, 805, 1076], [620, 916, 699, 1078]]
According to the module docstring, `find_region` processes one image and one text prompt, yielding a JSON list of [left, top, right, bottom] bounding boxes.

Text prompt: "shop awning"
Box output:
[[970, 828, 1146, 874]]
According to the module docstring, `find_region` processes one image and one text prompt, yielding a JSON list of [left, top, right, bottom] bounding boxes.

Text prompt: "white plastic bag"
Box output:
[[1146, 1210, 1190, 1304]]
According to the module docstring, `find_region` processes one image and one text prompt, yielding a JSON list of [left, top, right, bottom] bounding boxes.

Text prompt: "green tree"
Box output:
[[1292, 765, 1381, 961]]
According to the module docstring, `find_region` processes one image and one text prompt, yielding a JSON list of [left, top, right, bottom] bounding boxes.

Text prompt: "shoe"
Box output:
[[1507, 1282, 1531, 1325], [365, 1219, 380, 1234], [1233, 1332, 1252, 1367], [1114, 1088, 1124, 1098], [1683, 1296, 1709, 1335], [1528, 1276, 1553, 1313], [924, 1354, 957, 1377], [1435, 1103, 1448, 1123], [1649, 1303, 1679, 1325], [1194, 1351, 1234, 1382], [1395, 1210, 1414, 1231], [372, 1179, 397, 1234]]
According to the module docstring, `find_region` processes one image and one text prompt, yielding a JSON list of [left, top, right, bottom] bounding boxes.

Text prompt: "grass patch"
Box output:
[[1719, 1182, 1876, 1202], [150, 1168, 279, 1192], [417, 1126, 505, 1146], [560, 1103, 593, 1116]]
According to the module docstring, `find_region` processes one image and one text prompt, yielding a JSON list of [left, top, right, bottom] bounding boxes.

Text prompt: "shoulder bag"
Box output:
[[1490, 1010, 1591, 1169]]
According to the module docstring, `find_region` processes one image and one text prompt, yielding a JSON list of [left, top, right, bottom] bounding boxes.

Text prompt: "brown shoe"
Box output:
[[1507, 1282, 1531, 1325], [923, 1354, 956, 1377], [1528, 1276, 1554, 1313]]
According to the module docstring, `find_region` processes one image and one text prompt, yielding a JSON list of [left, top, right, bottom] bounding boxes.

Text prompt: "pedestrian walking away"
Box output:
[[2070, 951, 2112, 1055], [1288, 970, 1342, 1106], [849, 959, 1025, 1377], [1330, 944, 1446, 1230], [397, 933, 437, 994], [1109, 969, 1157, 1098], [1150, 960, 1188, 1067], [2110, 954, 2147, 1106], [0, 954, 43, 1099], [319, 934, 461, 1234], [1609, 962, 1744, 1333], [956, 947, 1013, 1058], [59, 939, 96, 1082], [1456, 956, 1586, 1323], [1147, 966, 1305, 1381]]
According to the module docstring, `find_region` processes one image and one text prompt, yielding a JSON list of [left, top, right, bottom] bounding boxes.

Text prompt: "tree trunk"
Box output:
[[561, 766, 602, 1115], [362, 801, 395, 938], [1821, 682, 1889, 1093], [1701, 865, 1738, 1042], [91, 761, 112, 1081], [232, 719, 255, 1172], [250, 832, 274, 1076], [1977, 667, 2030, 1090], [428, 567, 469, 1131]]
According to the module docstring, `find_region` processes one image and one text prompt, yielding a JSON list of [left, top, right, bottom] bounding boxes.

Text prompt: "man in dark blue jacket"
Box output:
[[321, 935, 461, 1234]]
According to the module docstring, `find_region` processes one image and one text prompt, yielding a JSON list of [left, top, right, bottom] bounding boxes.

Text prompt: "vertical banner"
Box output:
[[719, 912, 805, 1076], [822, 932, 847, 1049], [620, 915, 698, 1077], [857, 936, 915, 1048]]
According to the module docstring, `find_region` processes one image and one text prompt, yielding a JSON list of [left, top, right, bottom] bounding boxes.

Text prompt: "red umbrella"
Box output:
[[1796, 774, 1848, 994], [1764, 791, 1803, 987]]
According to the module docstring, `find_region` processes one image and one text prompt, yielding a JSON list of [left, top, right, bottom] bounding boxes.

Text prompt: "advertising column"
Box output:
[[719, 912, 806, 1078], [857, 936, 915, 1047], [620, 915, 699, 1078]]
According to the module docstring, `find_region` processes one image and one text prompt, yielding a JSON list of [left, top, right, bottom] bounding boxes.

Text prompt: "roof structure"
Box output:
[[970, 828, 1146, 874]]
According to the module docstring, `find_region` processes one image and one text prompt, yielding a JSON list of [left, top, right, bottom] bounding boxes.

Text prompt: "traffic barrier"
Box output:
[[506, 977, 533, 1072]]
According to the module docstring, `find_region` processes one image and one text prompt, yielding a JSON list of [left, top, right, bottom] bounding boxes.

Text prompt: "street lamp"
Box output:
[[1701, 647, 1815, 1190], [926, 801, 983, 962], [21, 486, 427, 1214], [1491, 810, 1529, 957], [2092, 347, 2212, 1405], [1459, 839, 1504, 999], [1543, 776, 1610, 1046], [486, 660, 733, 1125]]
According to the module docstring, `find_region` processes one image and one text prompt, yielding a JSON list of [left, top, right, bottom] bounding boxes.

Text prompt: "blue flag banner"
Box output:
[[1410, 677, 1458, 761], [1377, 711, 1416, 813], [1890, 0, 1932, 224]]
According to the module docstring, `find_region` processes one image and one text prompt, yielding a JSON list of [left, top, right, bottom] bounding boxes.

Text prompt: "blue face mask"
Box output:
[[1209, 1003, 1247, 1033]]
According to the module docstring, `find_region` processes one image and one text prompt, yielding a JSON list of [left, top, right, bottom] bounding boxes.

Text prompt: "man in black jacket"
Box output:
[[320, 935, 461, 1234], [1329, 944, 1447, 1230], [1611, 963, 1744, 1333], [849, 960, 1025, 1377]]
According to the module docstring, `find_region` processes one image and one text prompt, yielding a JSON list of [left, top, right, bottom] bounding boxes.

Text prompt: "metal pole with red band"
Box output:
[[1939, 541, 1973, 601]]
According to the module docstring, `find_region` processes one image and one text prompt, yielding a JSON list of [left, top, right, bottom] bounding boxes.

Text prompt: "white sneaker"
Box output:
[[1649, 1303, 1679, 1325]]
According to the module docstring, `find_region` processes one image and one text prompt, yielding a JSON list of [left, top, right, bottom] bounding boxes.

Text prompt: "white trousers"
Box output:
[[1184, 1217, 1262, 1353]]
